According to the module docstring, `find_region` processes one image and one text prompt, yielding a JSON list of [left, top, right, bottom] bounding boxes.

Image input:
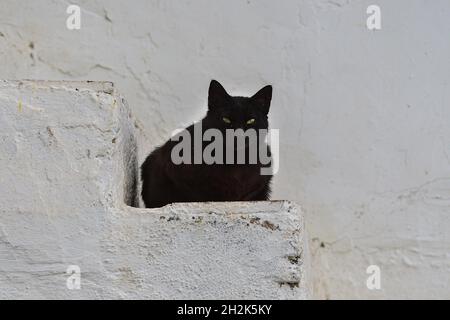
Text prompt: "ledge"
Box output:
[[0, 80, 310, 299]]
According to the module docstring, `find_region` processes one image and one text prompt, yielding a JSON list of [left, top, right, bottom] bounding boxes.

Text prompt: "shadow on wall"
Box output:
[[123, 130, 139, 208]]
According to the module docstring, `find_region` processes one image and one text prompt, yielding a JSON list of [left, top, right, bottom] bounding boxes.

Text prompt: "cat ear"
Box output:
[[251, 85, 272, 114], [208, 80, 230, 111]]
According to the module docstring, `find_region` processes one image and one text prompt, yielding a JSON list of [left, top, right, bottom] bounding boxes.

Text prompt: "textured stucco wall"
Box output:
[[0, 81, 310, 299], [0, 0, 449, 299]]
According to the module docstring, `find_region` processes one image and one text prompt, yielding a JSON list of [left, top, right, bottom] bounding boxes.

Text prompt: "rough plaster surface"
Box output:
[[0, 0, 449, 299], [0, 81, 310, 299]]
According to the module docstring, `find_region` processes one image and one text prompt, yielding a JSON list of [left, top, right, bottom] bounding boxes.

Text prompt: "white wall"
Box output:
[[0, 0, 449, 299]]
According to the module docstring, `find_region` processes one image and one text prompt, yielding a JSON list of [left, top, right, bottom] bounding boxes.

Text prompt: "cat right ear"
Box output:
[[208, 80, 230, 111], [251, 85, 272, 115]]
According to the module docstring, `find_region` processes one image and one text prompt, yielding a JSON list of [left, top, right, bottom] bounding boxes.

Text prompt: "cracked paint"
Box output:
[[0, 0, 449, 299]]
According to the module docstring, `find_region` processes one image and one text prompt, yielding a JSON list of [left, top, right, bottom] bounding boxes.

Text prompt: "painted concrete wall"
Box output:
[[0, 0, 449, 299], [0, 81, 310, 299]]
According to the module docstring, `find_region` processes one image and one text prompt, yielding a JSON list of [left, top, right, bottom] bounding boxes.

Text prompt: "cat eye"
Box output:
[[246, 118, 255, 125], [222, 117, 231, 124]]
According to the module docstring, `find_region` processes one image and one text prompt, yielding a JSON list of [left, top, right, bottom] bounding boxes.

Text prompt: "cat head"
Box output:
[[205, 80, 272, 131]]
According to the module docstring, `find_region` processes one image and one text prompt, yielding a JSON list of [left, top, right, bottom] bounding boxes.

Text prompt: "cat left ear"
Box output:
[[251, 85, 272, 115], [208, 80, 230, 111]]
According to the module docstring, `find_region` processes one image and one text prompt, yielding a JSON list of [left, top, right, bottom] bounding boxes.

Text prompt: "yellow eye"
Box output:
[[246, 118, 255, 125], [222, 117, 231, 124]]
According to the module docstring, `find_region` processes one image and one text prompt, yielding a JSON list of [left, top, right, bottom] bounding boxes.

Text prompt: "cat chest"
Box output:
[[208, 166, 263, 197]]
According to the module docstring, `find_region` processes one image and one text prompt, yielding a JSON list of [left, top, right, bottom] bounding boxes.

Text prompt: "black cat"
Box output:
[[141, 80, 273, 208]]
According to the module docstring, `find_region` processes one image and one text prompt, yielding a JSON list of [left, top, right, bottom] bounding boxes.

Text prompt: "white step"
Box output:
[[0, 80, 311, 299]]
